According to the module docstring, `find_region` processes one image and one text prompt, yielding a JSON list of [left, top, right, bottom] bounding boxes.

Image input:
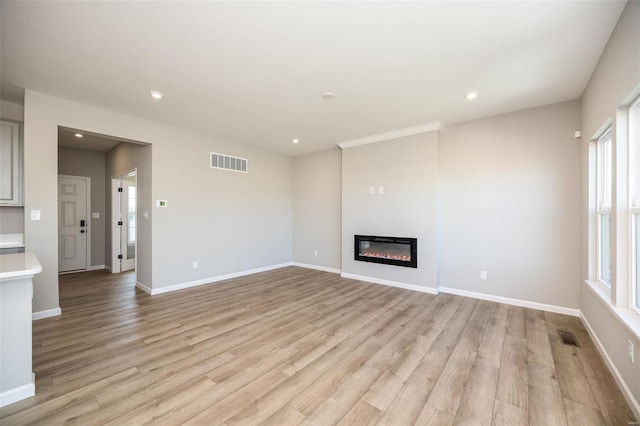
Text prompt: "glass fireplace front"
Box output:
[[354, 235, 417, 268]]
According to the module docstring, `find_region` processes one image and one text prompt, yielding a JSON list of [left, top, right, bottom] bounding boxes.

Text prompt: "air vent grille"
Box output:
[[210, 152, 248, 173], [558, 330, 580, 347]]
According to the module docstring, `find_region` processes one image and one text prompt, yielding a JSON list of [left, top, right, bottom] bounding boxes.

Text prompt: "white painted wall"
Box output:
[[292, 148, 342, 271], [23, 90, 292, 312], [341, 132, 439, 289], [439, 100, 582, 309], [580, 0, 640, 412]]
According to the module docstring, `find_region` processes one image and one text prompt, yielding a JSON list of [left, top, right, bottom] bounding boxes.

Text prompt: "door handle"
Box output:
[[80, 230, 85, 233], [80, 219, 86, 227]]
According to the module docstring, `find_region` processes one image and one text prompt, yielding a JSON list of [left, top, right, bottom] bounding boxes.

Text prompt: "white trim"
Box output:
[[58, 264, 106, 275], [111, 168, 137, 275], [87, 264, 105, 271], [105, 265, 112, 273], [135, 281, 152, 295], [337, 121, 441, 150], [438, 286, 581, 317], [292, 262, 341, 274], [32, 307, 61, 321], [340, 273, 438, 295], [581, 313, 640, 420], [146, 263, 294, 296], [584, 279, 640, 341], [0, 377, 34, 407]]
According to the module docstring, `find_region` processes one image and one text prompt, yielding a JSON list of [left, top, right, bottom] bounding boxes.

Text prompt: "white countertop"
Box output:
[[0, 233, 25, 249], [0, 252, 42, 280]]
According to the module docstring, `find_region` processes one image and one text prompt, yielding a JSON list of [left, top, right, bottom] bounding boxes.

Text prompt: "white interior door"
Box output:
[[58, 176, 88, 272], [112, 171, 136, 273], [120, 178, 136, 272]]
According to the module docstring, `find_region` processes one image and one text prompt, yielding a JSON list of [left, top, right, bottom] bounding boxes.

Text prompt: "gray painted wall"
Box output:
[[0, 207, 23, 234], [292, 148, 342, 270], [439, 100, 582, 308], [580, 0, 640, 411], [105, 142, 152, 287], [341, 132, 439, 288], [58, 146, 107, 267], [1, 100, 25, 234], [23, 90, 292, 313]]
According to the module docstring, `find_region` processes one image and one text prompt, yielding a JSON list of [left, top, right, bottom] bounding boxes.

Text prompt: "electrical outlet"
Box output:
[[629, 340, 635, 363], [480, 271, 487, 280], [314, 250, 318, 257], [193, 261, 199, 270]]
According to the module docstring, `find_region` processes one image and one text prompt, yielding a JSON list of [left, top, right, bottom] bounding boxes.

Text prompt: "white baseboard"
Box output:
[[147, 262, 294, 296], [87, 264, 105, 271], [581, 313, 640, 420], [340, 273, 439, 295], [32, 307, 61, 321], [0, 376, 34, 407], [105, 265, 113, 273], [438, 287, 581, 317], [292, 262, 341, 274], [135, 281, 152, 295]]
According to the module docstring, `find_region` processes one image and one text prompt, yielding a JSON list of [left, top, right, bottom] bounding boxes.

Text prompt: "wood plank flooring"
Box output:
[[0, 267, 636, 425]]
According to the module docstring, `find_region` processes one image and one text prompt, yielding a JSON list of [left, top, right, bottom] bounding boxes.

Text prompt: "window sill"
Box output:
[[584, 280, 640, 342]]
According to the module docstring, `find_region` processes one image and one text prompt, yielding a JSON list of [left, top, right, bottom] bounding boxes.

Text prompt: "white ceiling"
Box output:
[[0, 1, 626, 156]]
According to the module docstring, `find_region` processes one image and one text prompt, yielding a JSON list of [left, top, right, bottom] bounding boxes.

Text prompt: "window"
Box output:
[[127, 186, 136, 244], [597, 127, 612, 286], [630, 96, 640, 310]]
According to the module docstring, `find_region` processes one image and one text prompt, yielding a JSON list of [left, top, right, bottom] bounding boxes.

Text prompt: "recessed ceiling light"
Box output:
[[74, 133, 84, 138], [150, 90, 164, 99], [322, 92, 334, 100], [465, 91, 478, 100], [292, 138, 299, 144]]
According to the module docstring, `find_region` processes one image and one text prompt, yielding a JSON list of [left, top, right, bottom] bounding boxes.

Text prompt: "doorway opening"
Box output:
[[111, 169, 137, 273]]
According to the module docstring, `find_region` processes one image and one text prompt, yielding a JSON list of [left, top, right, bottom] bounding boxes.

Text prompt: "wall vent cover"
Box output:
[[210, 152, 248, 173]]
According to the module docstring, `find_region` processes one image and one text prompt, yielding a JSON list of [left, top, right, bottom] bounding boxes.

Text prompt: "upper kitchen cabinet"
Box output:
[[0, 120, 23, 206]]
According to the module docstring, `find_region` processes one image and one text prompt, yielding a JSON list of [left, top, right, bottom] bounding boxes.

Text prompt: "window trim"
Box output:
[[629, 95, 640, 313], [596, 127, 613, 287]]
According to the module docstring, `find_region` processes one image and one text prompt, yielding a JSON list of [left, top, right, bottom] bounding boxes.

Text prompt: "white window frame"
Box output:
[[597, 127, 613, 287], [629, 95, 640, 313]]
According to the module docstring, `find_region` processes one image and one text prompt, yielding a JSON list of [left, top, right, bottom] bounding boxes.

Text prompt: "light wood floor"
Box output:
[[0, 267, 635, 425]]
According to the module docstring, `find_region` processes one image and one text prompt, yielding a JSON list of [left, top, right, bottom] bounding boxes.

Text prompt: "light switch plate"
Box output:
[[31, 210, 41, 221], [92, 212, 100, 219], [156, 200, 168, 207]]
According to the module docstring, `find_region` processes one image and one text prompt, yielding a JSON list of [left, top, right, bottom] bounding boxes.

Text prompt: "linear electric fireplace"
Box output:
[[354, 235, 417, 268]]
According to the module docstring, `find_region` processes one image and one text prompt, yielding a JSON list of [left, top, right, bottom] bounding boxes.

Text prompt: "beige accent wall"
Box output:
[[58, 146, 107, 267], [24, 90, 292, 313], [580, 0, 640, 413], [292, 148, 341, 270], [341, 132, 439, 288], [439, 100, 582, 308]]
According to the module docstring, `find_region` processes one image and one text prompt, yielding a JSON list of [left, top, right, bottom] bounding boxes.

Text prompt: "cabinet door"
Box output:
[[0, 120, 22, 205]]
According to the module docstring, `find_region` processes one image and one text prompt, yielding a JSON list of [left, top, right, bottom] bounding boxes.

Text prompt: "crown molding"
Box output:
[[337, 121, 441, 150]]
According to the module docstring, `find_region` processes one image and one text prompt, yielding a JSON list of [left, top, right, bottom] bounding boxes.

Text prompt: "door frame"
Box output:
[[58, 174, 91, 274], [111, 168, 137, 274]]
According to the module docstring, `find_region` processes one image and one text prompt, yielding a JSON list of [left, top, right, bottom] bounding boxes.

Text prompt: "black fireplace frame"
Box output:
[[354, 235, 418, 268]]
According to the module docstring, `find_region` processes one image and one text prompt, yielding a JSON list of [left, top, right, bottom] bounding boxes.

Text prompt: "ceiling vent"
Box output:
[[210, 152, 248, 173]]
